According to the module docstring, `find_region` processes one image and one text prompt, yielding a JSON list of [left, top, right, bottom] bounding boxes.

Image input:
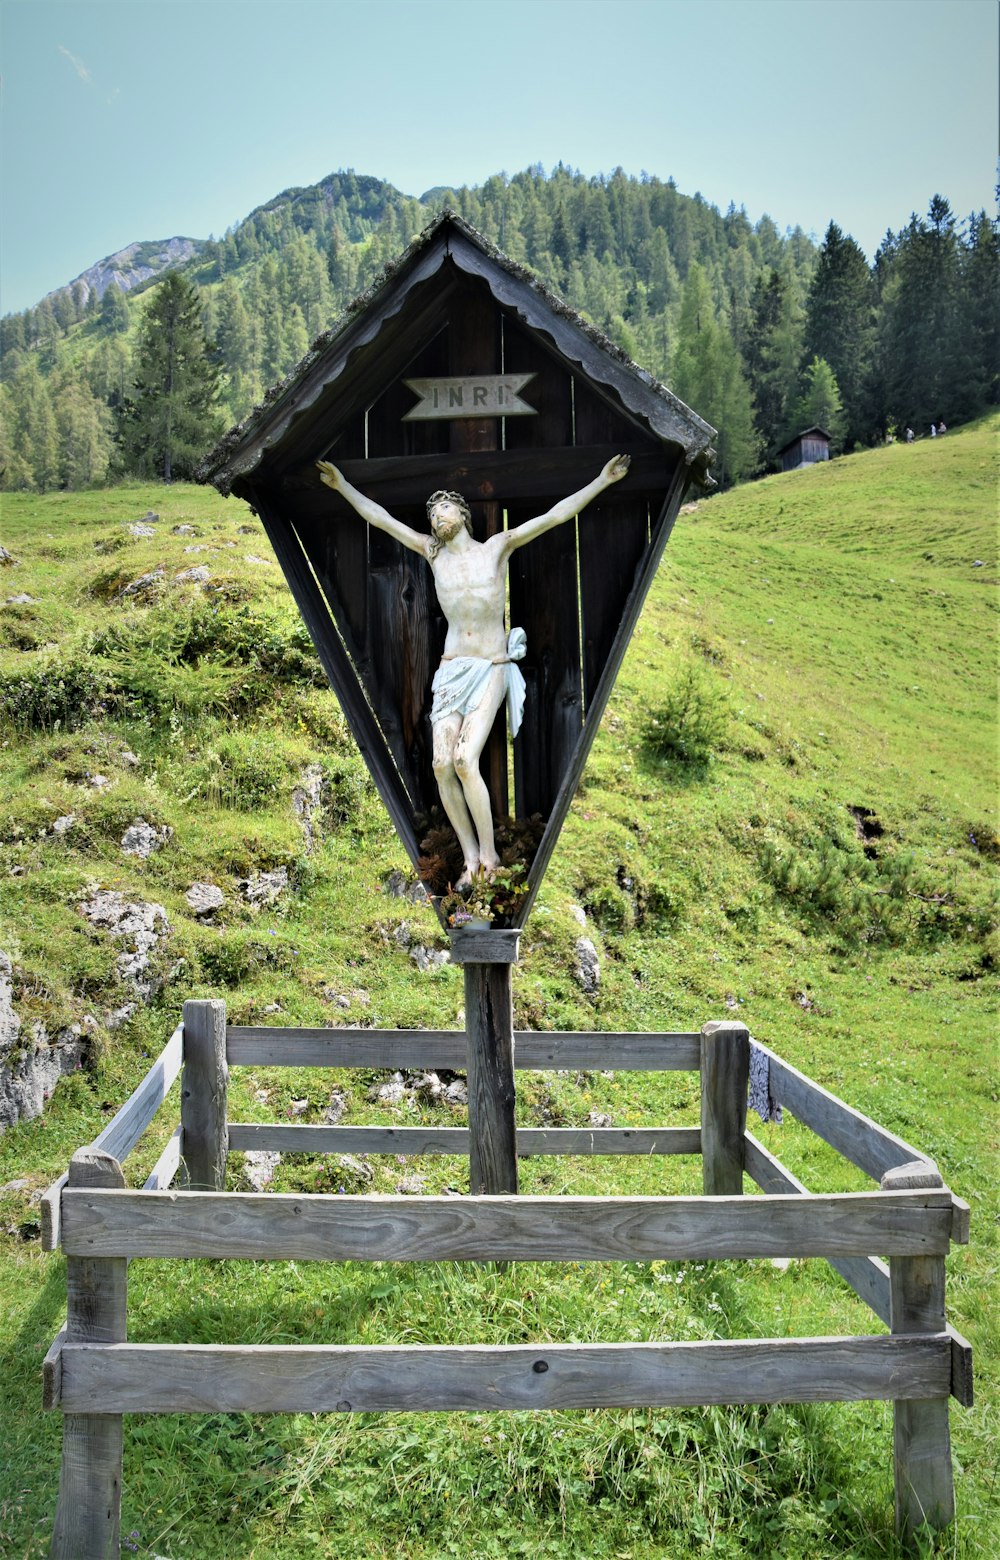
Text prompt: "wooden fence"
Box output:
[[41, 1001, 972, 1558]]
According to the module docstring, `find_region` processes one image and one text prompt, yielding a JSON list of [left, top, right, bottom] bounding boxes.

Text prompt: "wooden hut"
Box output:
[[776, 426, 831, 471], [198, 213, 715, 920]]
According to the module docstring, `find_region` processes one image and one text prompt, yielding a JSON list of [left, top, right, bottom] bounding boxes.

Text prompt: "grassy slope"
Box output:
[[0, 420, 996, 1557]]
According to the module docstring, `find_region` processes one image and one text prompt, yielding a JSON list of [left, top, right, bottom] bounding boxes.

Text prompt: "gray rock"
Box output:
[[324, 1091, 347, 1125], [371, 1072, 406, 1105], [396, 1175, 427, 1195], [569, 903, 588, 927], [78, 889, 169, 999], [242, 1151, 281, 1191], [182, 544, 211, 554], [88, 773, 111, 790], [52, 814, 76, 835], [118, 566, 165, 598], [336, 1153, 373, 1184], [573, 937, 600, 993], [173, 565, 210, 584], [0, 546, 18, 567], [5, 593, 36, 604], [172, 524, 197, 536], [239, 866, 288, 906], [443, 1078, 468, 1106], [185, 882, 224, 915], [121, 818, 171, 858], [382, 869, 429, 904], [588, 1110, 613, 1128], [292, 765, 325, 854], [127, 523, 156, 539], [410, 945, 449, 971], [244, 554, 272, 565], [1, 957, 87, 1131]]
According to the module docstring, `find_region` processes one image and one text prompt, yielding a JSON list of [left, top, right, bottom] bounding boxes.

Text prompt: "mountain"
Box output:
[[57, 236, 208, 305]]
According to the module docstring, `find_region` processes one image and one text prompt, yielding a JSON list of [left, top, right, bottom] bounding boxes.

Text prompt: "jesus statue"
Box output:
[[317, 453, 630, 885]]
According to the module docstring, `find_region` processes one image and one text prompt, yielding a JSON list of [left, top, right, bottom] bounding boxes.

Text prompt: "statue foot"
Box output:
[[456, 864, 479, 890]]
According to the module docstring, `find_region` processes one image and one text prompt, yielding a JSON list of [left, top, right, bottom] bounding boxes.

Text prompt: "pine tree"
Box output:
[[115, 272, 223, 482], [788, 356, 846, 449], [671, 263, 759, 486], [802, 223, 876, 446], [100, 283, 130, 334], [880, 196, 963, 431]]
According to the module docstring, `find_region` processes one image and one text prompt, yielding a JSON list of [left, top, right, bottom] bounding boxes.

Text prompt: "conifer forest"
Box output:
[[1, 166, 997, 494]]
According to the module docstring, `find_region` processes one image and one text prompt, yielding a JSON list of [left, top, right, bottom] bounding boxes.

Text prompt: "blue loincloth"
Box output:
[[430, 628, 527, 737]]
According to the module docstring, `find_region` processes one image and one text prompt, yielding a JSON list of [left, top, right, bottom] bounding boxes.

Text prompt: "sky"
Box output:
[[1, 0, 996, 316]]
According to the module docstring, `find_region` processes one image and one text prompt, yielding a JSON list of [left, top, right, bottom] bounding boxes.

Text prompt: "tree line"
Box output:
[[1, 166, 996, 493]]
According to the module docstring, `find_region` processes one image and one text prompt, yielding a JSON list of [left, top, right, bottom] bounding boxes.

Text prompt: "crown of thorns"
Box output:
[[426, 490, 472, 525]]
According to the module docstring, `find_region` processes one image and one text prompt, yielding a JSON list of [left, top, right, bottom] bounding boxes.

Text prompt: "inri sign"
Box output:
[[402, 374, 537, 421]]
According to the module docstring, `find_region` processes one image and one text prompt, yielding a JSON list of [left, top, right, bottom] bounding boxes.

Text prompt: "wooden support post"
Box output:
[[51, 1150, 126, 1560], [181, 999, 228, 1191], [883, 1162, 956, 1545], [700, 1021, 749, 1196], [452, 930, 519, 1195], [464, 962, 518, 1195]]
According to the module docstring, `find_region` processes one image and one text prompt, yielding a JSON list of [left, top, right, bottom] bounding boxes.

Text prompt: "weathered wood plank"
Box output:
[[58, 1335, 951, 1416], [516, 465, 689, 924], [61, 1189, 956, 1263], [42, 1325, 66, 1411], [760, 1043, 932, 1183], [143, 1125, 183, 1191], [700, 1022, 749, 1195], [253, 488, 421, 861], [465, 961, 517, 1195], [284, 444, 665, 509], [41, 1170, 68, 1252], [181, 1000, 228, 1193], [949, 1329, 974, 1410], [51, 1150, 126, 1560], [225, 1027, 701, 1071], [884, 1163, 956, 1540], [227, 1124, 702, 1157], [88, 1023, 183, 1166], [448, 928, 521, 965]]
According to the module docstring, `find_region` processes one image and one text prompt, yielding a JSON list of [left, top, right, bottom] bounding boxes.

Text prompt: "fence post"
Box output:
[[700, 1021, 749, 1195], [51, 1149, 126, 1560], [883, 1161, 955, 1545], [181, 999, 228, 1191], [451, 929, 520, 1195]]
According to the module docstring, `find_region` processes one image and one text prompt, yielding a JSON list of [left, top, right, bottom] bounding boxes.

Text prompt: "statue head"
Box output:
[[427, 490, 473, 558]]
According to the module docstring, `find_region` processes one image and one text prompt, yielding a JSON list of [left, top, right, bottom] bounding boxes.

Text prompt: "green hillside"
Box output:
[[0, 419, 996, 1557]]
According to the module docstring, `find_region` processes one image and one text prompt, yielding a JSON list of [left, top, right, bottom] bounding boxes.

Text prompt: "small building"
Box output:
[[776, 426, 831, 471]]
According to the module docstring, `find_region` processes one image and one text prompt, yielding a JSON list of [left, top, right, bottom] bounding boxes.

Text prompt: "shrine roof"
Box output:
[[197, 210, 717, 497]]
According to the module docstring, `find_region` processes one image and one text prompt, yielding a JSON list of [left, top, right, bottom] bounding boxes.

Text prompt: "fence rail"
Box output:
[[40, 1003, 971, 1558]]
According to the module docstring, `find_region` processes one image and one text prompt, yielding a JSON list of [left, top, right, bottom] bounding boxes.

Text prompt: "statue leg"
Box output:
[[452, 670, 507, 878], [432, 714, 482, 883]]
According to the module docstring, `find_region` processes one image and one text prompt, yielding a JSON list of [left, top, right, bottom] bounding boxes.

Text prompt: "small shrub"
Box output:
[[645, 663, 729, 765], [0, 659, 108, 732]]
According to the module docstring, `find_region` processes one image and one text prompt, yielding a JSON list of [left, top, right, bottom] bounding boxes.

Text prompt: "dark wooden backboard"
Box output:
[[233, 259, 697, 922]]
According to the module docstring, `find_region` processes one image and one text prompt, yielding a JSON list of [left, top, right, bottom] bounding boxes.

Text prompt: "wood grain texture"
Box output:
[[225, 1027, 701, 1071], [465, 962, 518, 1194], [448, 928, 521, 965], [61, 1189, 955, 1263], [89, 1023, 183, 1166], [181, 1000, 228, 1192], [700, 1022, 749, 1196], [51, 1150, 126, 1560], [227, 1124, 702, 1157], [58, 1335, 951, 1416], [41, 1170, 68, 1251], [42, 1325, 66, 1411], [143, 1125, 183, 1191], [884, 1164, 956, 1539]]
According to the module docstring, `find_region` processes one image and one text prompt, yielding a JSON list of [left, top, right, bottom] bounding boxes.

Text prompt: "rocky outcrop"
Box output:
[[0, 955, 88, 1130], [58, 237, 206, 305]]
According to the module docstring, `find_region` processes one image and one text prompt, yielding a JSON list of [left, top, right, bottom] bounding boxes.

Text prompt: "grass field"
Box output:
[[0, 417, 996, 1557]]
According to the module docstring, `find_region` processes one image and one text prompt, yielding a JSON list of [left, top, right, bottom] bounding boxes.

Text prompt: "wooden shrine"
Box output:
[[199, 213, 716, 1197], [199, 213, 715, 918]]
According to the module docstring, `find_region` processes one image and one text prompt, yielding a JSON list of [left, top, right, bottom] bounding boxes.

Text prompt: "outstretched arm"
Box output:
[[499, 454, 631, 557], [317, 461, 431, 558]]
